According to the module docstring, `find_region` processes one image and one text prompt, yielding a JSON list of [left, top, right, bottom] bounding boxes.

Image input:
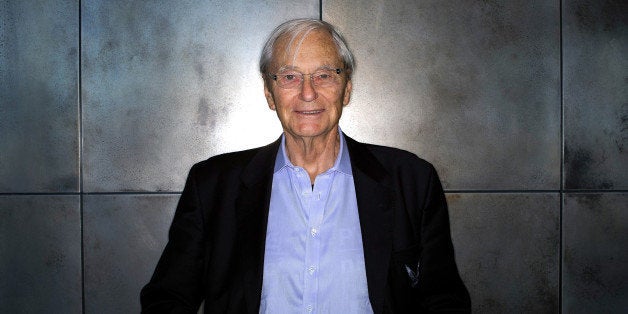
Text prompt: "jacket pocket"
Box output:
[[385, 244, 422, 313], [391, 244, 421, 288]]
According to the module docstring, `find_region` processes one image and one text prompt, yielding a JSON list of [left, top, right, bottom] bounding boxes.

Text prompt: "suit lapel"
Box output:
[[234, 138, 280, 314], [345, 135, 394, 314]]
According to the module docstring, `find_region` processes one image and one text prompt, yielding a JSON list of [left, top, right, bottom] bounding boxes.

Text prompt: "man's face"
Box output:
[[264, 30, 352, 140]]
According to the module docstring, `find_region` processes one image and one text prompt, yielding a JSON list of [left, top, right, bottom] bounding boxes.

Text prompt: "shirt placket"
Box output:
[[295, 169, 332, 314]]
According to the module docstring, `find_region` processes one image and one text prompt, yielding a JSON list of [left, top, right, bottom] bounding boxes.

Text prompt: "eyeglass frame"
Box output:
[[267, 68, 345, 89]]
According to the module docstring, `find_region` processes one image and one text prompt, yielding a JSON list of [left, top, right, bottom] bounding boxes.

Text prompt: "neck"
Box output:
[[285, 129, 340, 184]]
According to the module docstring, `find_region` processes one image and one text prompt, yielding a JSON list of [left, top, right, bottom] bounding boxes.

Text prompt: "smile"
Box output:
[[297, 109, 324, 115]]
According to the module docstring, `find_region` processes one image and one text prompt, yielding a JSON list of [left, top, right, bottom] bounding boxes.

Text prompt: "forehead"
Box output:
[[271, 30, 342, 70]]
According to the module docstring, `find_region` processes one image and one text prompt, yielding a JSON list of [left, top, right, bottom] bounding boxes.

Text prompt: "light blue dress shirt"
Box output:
[[260, 131, 373, 314]]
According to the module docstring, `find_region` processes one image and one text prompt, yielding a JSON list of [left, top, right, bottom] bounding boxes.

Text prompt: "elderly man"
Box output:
[[141, 18, 470, 313]]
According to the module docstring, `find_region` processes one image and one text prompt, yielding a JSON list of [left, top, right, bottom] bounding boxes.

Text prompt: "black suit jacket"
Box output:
[[141, 134, 470, 313]]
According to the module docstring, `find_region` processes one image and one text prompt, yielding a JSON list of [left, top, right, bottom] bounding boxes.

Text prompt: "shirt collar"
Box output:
[[274, 128, 352, 176]]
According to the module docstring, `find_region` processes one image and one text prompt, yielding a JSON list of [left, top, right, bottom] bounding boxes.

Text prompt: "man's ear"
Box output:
[[264, 80, 276, 110], [342, 79, 352, 106]]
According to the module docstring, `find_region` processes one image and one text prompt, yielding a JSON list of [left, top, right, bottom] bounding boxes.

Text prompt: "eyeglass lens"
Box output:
[[273, 69, 342, 88]]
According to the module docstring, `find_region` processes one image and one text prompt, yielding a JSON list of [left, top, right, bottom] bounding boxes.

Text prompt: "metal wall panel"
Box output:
[[0, 0, 79, 193], [324, 0, 561, 190], [563, 193, 628, 312], [563, 0, 628, 190], [82, 0, 319, 192], [448, 193, 560, 313], [0, 196, 81, 313], [83, 194, 179, 313]]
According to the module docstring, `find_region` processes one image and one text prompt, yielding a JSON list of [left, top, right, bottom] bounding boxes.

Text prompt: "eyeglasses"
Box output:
[[268, 68, 344, 89]]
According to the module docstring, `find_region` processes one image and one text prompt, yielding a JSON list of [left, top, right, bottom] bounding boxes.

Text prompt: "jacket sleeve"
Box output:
[[417, 165, 471, 312], [140, 164, 207, 313]]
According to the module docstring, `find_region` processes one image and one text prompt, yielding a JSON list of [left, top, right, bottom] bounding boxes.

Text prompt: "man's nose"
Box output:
[[299, 75, 318, 102]]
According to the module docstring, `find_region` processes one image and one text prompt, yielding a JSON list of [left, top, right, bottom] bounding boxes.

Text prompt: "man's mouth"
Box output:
[[297, 109, 324, 115]]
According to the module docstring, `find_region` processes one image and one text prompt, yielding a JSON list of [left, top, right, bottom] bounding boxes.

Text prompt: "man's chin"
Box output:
[[285, 127, 338, 141]]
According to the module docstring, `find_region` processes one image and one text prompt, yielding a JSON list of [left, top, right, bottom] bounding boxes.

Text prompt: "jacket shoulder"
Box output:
[[359, 142, 435, 173], [187, 139, 280, 182], [195, 146, 262, 169]]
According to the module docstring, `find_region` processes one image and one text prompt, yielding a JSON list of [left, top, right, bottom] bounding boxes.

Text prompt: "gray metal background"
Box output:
[[1, 0, 626, 313]]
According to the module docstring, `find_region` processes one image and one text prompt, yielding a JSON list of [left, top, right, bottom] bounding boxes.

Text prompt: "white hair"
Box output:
[[259, 18, 355, 78]]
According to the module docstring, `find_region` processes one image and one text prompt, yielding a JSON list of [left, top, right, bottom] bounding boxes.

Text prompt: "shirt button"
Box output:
[[310, 228, 318, 237], [306, 305, 313, 312], [308, 265, 316, 275]]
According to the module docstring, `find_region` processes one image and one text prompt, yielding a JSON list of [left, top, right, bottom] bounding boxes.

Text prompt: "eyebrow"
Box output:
[[276, 64, 339, 72]]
